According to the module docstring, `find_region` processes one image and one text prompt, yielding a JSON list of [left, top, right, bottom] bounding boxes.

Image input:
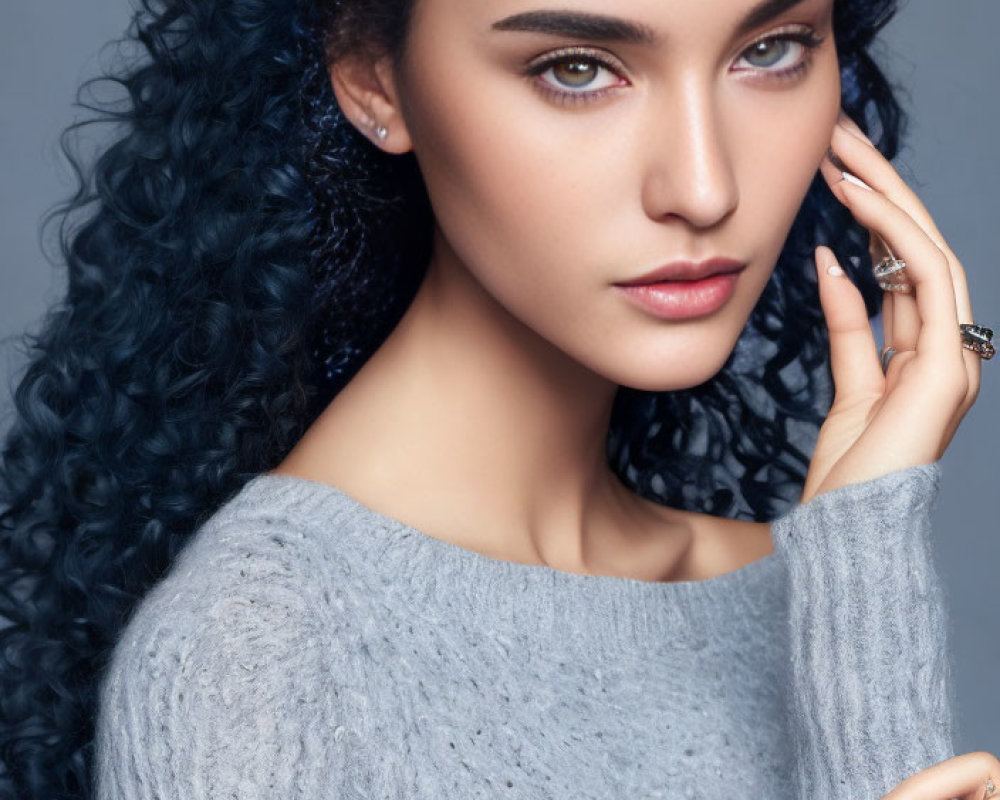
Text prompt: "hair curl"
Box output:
[[0, 0, 904, 795]]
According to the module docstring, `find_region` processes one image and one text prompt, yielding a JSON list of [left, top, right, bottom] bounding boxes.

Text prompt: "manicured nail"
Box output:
[[827, 264, 845, 277], [826, 147, 849, 173], [841, 171, 873, 191]]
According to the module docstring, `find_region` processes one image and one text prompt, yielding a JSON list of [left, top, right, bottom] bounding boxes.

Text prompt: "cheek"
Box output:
[[399, 48, 605, 295], [736, 71, 841, 249]]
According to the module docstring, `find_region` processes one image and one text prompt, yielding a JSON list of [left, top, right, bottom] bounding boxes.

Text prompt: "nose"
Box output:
[[641, 77, 739, 229]]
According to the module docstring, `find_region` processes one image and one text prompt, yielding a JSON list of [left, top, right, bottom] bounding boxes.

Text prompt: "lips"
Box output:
[[615, 258, 746, 286]]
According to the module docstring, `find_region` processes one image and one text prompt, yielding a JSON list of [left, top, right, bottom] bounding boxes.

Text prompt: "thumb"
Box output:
[[814, 245, 884, 402]]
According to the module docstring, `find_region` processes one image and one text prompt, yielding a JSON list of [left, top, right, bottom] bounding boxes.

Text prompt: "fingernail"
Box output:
[[841, 171, 874, 191], [826, 147, 849, 173], [827, 264, 845, 277]]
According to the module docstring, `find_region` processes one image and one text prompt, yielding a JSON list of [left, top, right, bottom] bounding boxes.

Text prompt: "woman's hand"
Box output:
[[880, 752, 1000, 800], [800, 110, 982, 503]]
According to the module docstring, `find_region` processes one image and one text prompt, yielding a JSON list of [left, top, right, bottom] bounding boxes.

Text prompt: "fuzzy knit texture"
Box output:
[[93, 461, 955, 799]]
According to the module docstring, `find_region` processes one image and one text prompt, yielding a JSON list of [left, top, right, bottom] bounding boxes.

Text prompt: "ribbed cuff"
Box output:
[[770, 462, 956, 800]]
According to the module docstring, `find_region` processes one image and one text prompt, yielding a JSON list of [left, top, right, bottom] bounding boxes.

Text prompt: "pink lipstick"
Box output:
[[613, 258, 745, 320]]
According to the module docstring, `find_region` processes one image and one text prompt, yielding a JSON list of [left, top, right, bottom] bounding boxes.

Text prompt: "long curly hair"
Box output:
[[0, 0, 904, 795]]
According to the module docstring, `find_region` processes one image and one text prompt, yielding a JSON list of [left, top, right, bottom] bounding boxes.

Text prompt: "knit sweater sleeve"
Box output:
[[769, 461, 957, 800], [91, 520, 343, 799]]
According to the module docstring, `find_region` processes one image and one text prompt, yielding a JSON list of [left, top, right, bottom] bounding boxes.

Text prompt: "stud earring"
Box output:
[[373, 123, 388, 141]]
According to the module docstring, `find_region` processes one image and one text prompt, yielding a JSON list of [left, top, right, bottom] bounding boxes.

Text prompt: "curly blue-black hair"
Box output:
[[0, 0, 903, 795]]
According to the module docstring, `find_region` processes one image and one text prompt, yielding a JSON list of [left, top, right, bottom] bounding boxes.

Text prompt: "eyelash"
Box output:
[[523, 28, 827, 107]]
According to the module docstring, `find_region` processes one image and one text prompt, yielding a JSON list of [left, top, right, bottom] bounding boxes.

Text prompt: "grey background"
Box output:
[[1, 0, 997, 757]]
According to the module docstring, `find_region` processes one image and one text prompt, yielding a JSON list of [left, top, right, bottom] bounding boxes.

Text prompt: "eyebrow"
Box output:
[[734, 0, 812, 37], [490, 0, 811, 45], [491, 10, 658, 45]]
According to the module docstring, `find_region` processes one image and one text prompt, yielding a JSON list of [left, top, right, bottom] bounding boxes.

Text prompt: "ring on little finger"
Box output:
[[960, 323, 996, 361], [984, 777, 997, 800]]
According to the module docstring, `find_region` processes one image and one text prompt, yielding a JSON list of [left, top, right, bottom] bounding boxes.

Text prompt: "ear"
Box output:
[[329, 52, 413, 154]]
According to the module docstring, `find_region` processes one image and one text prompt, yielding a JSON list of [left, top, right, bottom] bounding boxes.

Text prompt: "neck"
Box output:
[[279, 228, 692, 573]]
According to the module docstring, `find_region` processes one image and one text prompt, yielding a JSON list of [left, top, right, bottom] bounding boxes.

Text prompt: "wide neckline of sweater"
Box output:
[[231, 473, 787, 656]]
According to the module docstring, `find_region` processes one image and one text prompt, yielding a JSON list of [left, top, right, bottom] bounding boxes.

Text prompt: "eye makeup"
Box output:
[[521, 25, 827, 107], [523, 46, 628, 106]]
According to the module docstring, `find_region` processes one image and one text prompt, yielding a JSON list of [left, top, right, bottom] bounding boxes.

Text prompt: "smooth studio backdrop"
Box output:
[[2, 0, 997, 757]]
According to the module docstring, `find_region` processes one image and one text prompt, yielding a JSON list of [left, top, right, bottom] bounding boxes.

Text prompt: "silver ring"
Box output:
[[878, 279, 913, 293], [873, 255, 907, 280], [881, 345, 898, 374], [873, 256, 913, 294], [960, 322, 995, 361]]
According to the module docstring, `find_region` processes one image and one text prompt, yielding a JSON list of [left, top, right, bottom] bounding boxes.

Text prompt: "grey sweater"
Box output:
[[93, 462, 955, 799]]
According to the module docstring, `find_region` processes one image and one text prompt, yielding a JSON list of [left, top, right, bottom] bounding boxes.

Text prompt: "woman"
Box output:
[[0, 0, 995, 797]]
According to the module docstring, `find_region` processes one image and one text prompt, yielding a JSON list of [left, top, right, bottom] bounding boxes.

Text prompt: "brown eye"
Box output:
[[551, 59, 599, 88], [529, 52, 624, 97], [525, 48, 628, 104]]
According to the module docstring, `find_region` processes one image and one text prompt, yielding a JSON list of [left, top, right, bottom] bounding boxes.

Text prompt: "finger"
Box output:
[[880, 751, 1000, 800], [941, 353, 982, 449], [827, 122, 981, 423], [882, 347, 918, 385], [830, 120, 946, 246], [837, 179, 962, 364], [814, 246, 884, 399], [819, 161, 934, 355], [956, 278, 983, 413], [881, 289, 894, 348], [958, 320, 983, 415], [831, 122, 975, 327], [823, 117, 978, 458], [888, 282, 921, 352], [861, 195, 979, 412], [862, 224, 923, 352]]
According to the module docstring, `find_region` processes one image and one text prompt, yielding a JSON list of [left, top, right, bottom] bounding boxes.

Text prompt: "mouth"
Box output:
[[613, 258, 747, 286], [613, 258, 747, 320]]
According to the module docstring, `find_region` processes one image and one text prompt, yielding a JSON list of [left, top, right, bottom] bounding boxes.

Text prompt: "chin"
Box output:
[[595, 319, 747, 392], [600, 349, 736, 393]]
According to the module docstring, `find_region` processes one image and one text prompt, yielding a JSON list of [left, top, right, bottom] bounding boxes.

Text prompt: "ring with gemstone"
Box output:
[[873, 255, 912, 293], [878, 279, 913, 293], [960, 323, 995, 361]]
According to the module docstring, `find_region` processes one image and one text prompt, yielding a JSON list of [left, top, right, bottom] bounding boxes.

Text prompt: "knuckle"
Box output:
[[941, 357, 970, 386], [938, 240, 960, 263], [966, 750, 1000, 774], [965, 379, 982, 408], [947, 378, 971, 407], [926, 362, 968, 401], [951, 370, 971, 399], [930, 250, 951, 275]]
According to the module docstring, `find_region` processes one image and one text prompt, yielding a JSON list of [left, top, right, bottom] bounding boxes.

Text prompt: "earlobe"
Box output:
[[328, 53, 413, 154]]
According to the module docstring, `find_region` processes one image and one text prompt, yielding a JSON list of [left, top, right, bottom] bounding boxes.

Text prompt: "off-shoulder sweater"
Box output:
[[93, 462, 955, 799]]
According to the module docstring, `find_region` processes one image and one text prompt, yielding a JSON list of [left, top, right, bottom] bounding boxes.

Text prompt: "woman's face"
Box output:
[[391, 0, 841, 390]]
